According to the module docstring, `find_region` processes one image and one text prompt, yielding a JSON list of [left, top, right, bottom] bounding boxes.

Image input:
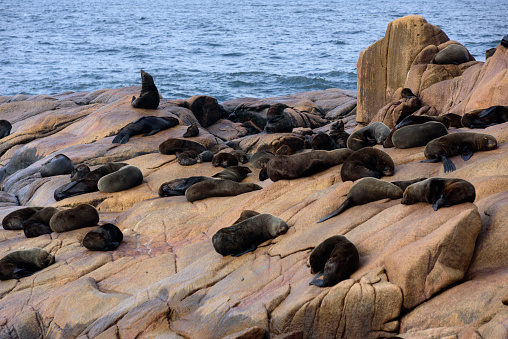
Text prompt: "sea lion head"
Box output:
[[479, 134, 498, 151], [401, 184, 419, 205], [268, 217, 289, 237]]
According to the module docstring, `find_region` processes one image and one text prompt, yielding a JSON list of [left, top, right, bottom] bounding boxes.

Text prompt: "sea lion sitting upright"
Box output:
[[97, 165, 143, 193], [309, 235, 359, 287], [422, 132, 497, 173], [311, 132, 336, 151], [185, 179, 262, 202], [183, 124, 199, 138], [40, 154, 74, 177], [49, 204, 100, 233], [461, 106, 508, 128], [328, 120, 350, 148], [2, 207, 44, 230], [112, 116, 179, 144], [347, 122, 391, 151], [392, 121, 448, 149], [158, 176, 209, 197], [401, 177, 476, 211], [82, 223, 123, 251], [212, 166, 251, 182], [341, 147, 395, 182], [0, 248, 55, 280], [212, 213, 289, 256], [212, 153, 239, 168], [0, 120, 12, 139], [131, 70, 160, 109], [264, 103, 293, 133], [22, 207, 60, 238]]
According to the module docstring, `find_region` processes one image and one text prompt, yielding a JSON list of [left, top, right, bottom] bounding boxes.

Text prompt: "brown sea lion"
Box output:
[[232, 210, 260, 224], [250, 150, 274, 169], [401, 177, 476, 211], [309, 235, 359, 287], [131, 70, 160, 109], [97, 165, 143, 193], [274, 144, 293, 155], [82, 223, 123, 251], [502, 35, 508, 48], [158, 138, 207, 155], [317, 178, 404, 223], [2, 207, 43, 230], [185, 179, 262, 202], [311, 132, 336, 150], [212, 152, 239, 168], [328, 120, 350, 148], [0, 120, 12, 139], [112, 116, 179, 144], [158, 176, 210, 197], [264, 103, 293, 133], [461, 106, 508, 128], [401, 88, 416, 99], [341, 147, 395, 182], [49, 204, 100, 233], [197, 150, 214, 163], [390, 177, 428, 192], [264, 148, 354, 182], [347, 122, 391, 151], [392, 121, 448, 149], [230, 150, 249, 164], [0, 248, 55, 280], [177, 150, 198, 166], [212, 166, 251, 182], [422, 132, 497, 172], [383, 115, 451, 148], [40, 154, 74, 177], [23, 207, 59, 238], [433, 44, 470, 65], [212, 213, 289, 256], [442, 113, 463, 128], [70, 164, 91, 181], [183, 124, 199, 138]]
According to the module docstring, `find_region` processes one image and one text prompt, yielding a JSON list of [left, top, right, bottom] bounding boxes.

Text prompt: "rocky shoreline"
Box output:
[[0, 15, 507, 339]]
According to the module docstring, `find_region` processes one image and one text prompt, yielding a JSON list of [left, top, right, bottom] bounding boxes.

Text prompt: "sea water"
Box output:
[[0, 0, 506, 101]]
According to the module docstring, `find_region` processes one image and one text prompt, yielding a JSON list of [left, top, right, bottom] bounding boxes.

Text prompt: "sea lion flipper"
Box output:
[[112, 133, 125, 144], [309, 272, 327, 287], [232, 244, 257, 257], [432, 194, 446, 211], [131, 96, 136, 103], [143, 129, 161, 137], [460, 144, 474, 161], [119, 134, 130, 144], [13, 267, 36, 278], [317, 198, 354, 223], [420, 158, 440, 163], [479, 106, 497, 118], [440, 155, 456, 173], [259, 167, 268, 181]]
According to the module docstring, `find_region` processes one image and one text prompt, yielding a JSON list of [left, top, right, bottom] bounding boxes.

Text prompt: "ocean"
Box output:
[[1, 0, 506, 102]]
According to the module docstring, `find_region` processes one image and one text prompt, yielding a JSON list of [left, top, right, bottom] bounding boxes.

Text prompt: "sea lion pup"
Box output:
[[461, 106, 508, 128], [311, 132, 336, 151], [177, 150, 198, 166], [40, 154, 74, 177], [212, 213, 289, 256], [231, 150, 249, 164], [158, 176, 209, 197], [309, 235, 359, 287], [97, 165, 143, 193], [112, 116, 179, 144], [212, 152, 239, 168], [392, 121, 448, 149], [264, 103, 293, 133], [341, 147, 395, 182], [232, 210, 260, 224], [2, 207, 44, 230], [185, 179, 262, 202], [131, 70, 160, 109], [49, 204, 100, 233], [317, 178, 404, 223], [328, 120, 350, 148], [250, 150, 274, 169], [212, 166, 251, 182], [401, 177, 476, 211], [70, 164, 91, 181], [54, 162, 128, 201], [0, 120, 12, 139], [264, 149, 353, 182], [347, 122, 391, 151], [158, 138, 207, 155], [0, 248, 55, 280], [183, 124, 199, 138], [83, 223, 123, 251], [197, 150, 214, 163], [422, 132, 498, 173], [23, 207, 60, 238]]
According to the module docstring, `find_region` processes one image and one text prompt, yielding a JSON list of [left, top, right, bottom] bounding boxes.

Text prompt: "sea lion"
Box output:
[[49, 204, 100, 233], [22, 207, 59, 238], [232, 210, 260, 224], [131, 70, 160, 109], [54, 162, 128, 201], [401, 177, 476, 211], [311, 132, 336, 151], [328, 120, 350, 148], [40, 154, 74, 177], [392, 121, 448, 149], [212, 213, 289, 256], [158, 176, 209, 197], [231, 150, 249, 164], [274, 145, 293, 155], [70, 164, 91, 181], [309, 235, 359, 287], [502, 35, 508, 48], [185, 179, 262, 202], [82, 223, 123, 251], [485, 48, 496, 60], [0, 248, 55, 280], [384, 115, 452, 148], [401, 88, 416, 99], [183, 124, 199, 138], [263, 149, 353, 182], [212, 166, 251, 182], [422, 132, 497, 173], [341, 147, 395, 182], [112, 116, 179, 144], [97, 165, 143, 193], [442, 113, 463, 128], [270, 135, 306, 154], [461, 106, 508, 128], [264, 103, 293, 133], [0, 120, 12, 139], [390, 177, 428, 192], [250, 150, 274, 169], [317, 178, 404, 223], [158, 138, 207, 155], [2, 207, 44, 230], [212, 152, 239, 168], [177, 150, 198, 166], [347, 122, 391, 151], [197, 150, 214, 163], [433, 44, 470, 65]]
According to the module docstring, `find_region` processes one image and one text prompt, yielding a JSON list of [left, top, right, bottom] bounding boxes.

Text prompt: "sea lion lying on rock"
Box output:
[[158, 138, 207, 155], [185, 179, 262, 202], [0, 120, 12, 139], [0, 248, 55, 280], [311, 132, 336, 150], [40, 154, 74, 177], [309, 235, 359, 287], [131, 70, 160, 109], [383, 115, 452, 148], [83, 224, 123, 251], [347, 122, 390, 151], [70, 164, 91, 181], [341, 147, 395, 182], [2, 207, 44, 230], [250, 150, 274, 169], [212, 166, 251, 182], [112, 116, 179, 144], [177, 150, 198, 166], [212, 152, 239, 168], [432, 44, 470, 65], [212, 212, 289, 256], [422, 132, 497, 172], [49, 204, 100, 233], [461, 106, 508, 128], [158, 176, 210, 197], [401, 177, 476, 211], [183, 124, 199, 138], [97, 165, 143, 193], [392, 121, 448, 149], [23, 207, 60, 238]]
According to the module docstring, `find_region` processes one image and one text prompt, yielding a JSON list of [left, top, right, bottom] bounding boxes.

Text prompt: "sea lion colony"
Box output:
[[0, 71, 501, 291]]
